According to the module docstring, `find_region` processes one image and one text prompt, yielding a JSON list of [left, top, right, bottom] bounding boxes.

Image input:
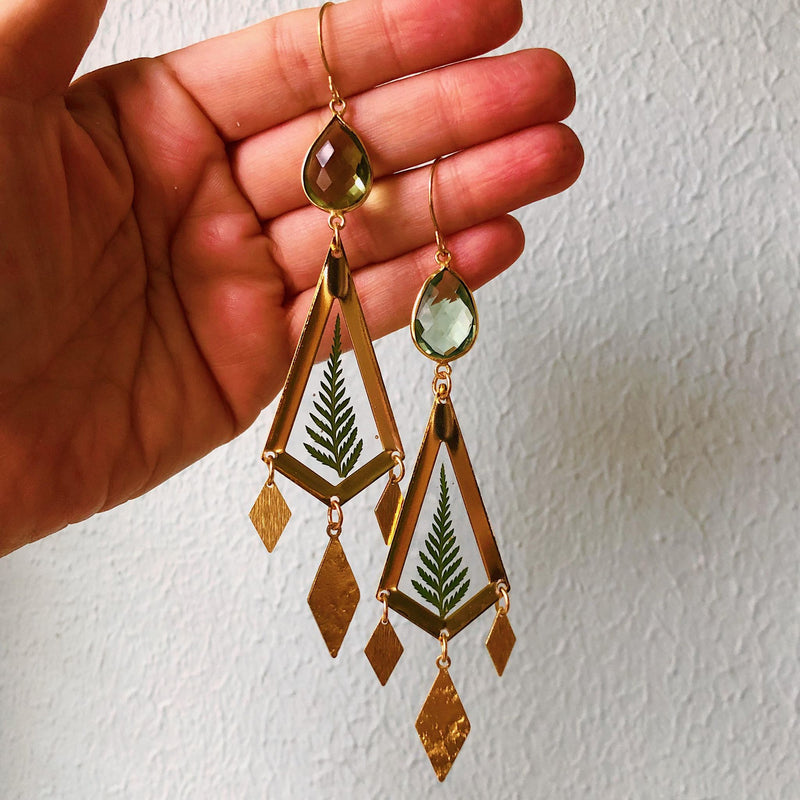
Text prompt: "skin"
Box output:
[[0, 0, 583, 556]]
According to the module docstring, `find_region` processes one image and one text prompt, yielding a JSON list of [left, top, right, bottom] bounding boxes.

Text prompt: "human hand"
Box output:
[[0, 0, 582, 555]]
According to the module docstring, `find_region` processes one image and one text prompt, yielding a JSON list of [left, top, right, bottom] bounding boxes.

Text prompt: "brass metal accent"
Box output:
[[495, 580, 510, 614], [415, 664, 470, 782], [378, 396, 509, 639], [248, 480, 292, 553], [437, 629, 451, 668], [431, 362, 452, 403], [263, 239, 403, 505], [328, 211, 345, 255], [374, 479, 402, 544], [327, 496, 343, 534], [364, 615, 404, 685], [485, 609, 516, 677], [307, 537, 360, 657]]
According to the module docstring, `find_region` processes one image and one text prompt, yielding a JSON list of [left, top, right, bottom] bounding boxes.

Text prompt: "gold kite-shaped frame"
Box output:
[[263, 238, 403, 505], [378, 396, 509, 639]]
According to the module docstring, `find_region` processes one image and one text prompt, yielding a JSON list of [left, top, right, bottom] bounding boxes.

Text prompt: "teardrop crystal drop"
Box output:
[[302, 116, 372, 212], [412, 268, 478, 361]]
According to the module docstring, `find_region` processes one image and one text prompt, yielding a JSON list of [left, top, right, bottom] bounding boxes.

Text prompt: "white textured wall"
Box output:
[[2, 0, 799, 797]]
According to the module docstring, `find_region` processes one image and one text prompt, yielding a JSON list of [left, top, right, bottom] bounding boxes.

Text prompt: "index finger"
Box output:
[[160, 0, 523, 142]]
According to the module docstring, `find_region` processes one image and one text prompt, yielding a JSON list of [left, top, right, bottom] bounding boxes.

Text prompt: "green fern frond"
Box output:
[[411, 464, 471, 618], [303, 314, 363, 478]]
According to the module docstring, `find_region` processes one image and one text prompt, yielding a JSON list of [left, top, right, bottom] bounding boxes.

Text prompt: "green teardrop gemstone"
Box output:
[[413, 268, 478, 361], [302, 116, 372, 212]]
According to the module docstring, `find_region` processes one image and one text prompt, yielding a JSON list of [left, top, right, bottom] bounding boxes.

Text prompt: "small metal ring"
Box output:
[[432, 364, 452, 402], [495, 582, 510, 615], [328, 497, 343, 525], [326, 497, 343, 537], [390, 451, 405, 484], [437, 629, 451, 668], [328, 212, 345, 231], [262, 451, 277, 487], [434, 248, 451, 267], [377, 589, 390, 624], [327, 214, 345, 256]]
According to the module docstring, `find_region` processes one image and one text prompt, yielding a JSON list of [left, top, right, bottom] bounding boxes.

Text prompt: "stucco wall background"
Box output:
[[1, 0, 799, 797]]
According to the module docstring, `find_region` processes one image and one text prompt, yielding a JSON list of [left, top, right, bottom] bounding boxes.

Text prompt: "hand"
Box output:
[[0, 0, 582, 555]]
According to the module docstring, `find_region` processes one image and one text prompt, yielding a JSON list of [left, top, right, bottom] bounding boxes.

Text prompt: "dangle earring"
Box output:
[[249, 2, 404, 658], [366, 158, 515, 781]]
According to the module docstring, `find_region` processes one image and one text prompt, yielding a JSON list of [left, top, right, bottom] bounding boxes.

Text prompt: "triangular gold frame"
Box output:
[[378, 396, 509, 639], [263, 238, 403, 504]]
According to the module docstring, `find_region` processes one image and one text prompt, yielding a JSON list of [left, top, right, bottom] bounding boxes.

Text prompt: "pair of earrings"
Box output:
[[249, 2, 515, 782]]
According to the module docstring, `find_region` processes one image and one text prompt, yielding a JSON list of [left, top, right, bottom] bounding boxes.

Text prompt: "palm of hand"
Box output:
[[2, 60, 290, 546]]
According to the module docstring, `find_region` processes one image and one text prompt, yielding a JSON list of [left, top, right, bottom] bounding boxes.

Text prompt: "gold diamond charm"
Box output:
[[364, 618, 404, 685], [248, 480, 291, 553], [415, 666, 470, 782], [307, 537, 360, 657], [374, 479, 402, 544], [485, 611, 516, 676]]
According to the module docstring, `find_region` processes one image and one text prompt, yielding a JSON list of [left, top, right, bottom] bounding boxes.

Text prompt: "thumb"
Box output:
[[0, 0, 107, 99]]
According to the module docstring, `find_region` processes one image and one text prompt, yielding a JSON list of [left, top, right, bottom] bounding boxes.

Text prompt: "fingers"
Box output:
[[233, 48, 576, 221], [0, 0, 106, 99], [269, 123, 584, 297], [161, 0, 522, 142], [286, 216, 525, 347]]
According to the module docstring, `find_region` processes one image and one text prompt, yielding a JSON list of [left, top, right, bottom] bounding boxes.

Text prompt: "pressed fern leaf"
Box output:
[[304, 314, 364, 478], [411, 464, 471, 617]]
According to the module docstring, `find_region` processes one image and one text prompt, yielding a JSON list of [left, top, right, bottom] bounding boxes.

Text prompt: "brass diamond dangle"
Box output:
[[415, 634, 470, 782], [364, 618, 404, 685], [249, 459, 291, 552], [374, 480, 402, 544], [364, 590, 404, 684], [307, 530, 360, 658], [374, 454, 404, 544], [485, 585, 516, 677]]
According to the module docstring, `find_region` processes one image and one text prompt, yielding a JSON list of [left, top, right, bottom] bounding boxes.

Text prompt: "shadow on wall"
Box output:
[[484, 275, 800, 580]]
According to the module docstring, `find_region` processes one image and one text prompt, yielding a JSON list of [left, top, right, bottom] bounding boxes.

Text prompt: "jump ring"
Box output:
[[390, 451, 405, 483]]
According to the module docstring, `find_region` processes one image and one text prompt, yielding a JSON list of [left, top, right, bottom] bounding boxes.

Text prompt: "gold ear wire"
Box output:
[[318, 2, 345, 113], [428, 157, 451, 266]]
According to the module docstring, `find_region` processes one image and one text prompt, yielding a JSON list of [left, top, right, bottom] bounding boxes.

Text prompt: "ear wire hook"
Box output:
[[428, 157, 451, 267], [318, 2, 345, 113]]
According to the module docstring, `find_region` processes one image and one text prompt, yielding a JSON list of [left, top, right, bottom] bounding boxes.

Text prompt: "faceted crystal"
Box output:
[[302, 116, 372, 212], [413, 268, 477, 361]]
